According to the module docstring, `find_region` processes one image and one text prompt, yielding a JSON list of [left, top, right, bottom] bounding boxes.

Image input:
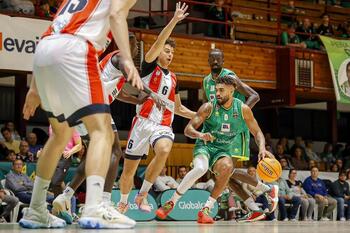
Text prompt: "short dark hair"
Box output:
[[1, 127, 10, 134], [310, 166, 318, 171], [215, 75, 237, 88], [165, 38, 176, 48], [288, 168, 297, 176], [209, 48, 223, 57], [6, 150, 15, 156], [346, 62, 350, 70], [339, 170, 346, 177], [178, 166, 186, 172], [12, 159, 23, 166]]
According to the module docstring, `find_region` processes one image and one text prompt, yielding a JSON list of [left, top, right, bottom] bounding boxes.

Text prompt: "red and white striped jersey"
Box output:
[[99, 51, 126, 104], [42, 0, 111, 51], [136, 65, 177, 127]]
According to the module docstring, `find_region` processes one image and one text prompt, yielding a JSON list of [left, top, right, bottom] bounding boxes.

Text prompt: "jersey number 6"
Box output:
[[59, 0, 88, 15]]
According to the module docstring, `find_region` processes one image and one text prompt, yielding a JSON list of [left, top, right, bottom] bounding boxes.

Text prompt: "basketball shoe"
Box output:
[[197, 207, 214, 224], [52, 193, 73, 224], [238, 210, 266, 222], [19, 207, 66, 228], [134, 192, 152, 212], [156, 200, 175, 219]]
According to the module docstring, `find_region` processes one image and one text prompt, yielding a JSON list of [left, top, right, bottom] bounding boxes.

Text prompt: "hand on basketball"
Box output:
[[199, 132, 215, 144], [173, 2, 189, 22], [258, 150, 275, 161], [23, 89, 41, 120], [124, 60, 143, 91]]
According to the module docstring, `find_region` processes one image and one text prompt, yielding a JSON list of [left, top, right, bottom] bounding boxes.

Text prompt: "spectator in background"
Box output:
[[0, 182, 18, 223], [71, 141, 87, 167], [0, 127, 20, 154], [280, 158, 293, 170], [334, 144, 344, 159], [278, 136, 290, 154], [303, 166, 337, 221], [206, 0, 229, 38], [305, 140, 321, 162], [331, 164, 339, 172], [5, 159, 54, 204], [281, 24, 307, 48], [342, 143, 350, 169], [290, 136, 306, 157], [242, 166, 275, 220], [27, 132, 42, 157], [4, 122, 21, 141], [176, 166, 188, 184], [35, 0, 54, 17], [338, 22, 350, 38], [317, 14, 334, 36], [16, 140, 35, 162], [336, 159, 344, 171], [330, 171, 350, 221], [276, 143, 291, 160], [308, 159, 318, 170], [265, 133, 274, 153], [296, 18, 320, 50], [291, 147, 309, 170], [320, 143, 336, 171], [5, 150, 16, 162], [154, 167, 178, 192], [281, 0, 298, 24], [346, 170, 350, 187], [275, 177, 301, 221], [287, 169, 315, 221]]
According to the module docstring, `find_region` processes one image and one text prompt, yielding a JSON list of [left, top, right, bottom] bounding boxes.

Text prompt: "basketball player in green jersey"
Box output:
[[156, 75, 278, 223], [203, 48, 260, 107], [203, 48, 277, 221]]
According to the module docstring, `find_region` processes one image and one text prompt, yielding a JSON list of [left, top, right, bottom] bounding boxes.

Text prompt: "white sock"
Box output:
[[170, 192, 182, 204], [139, 180, 153, 194], [63, 186, 75, 199], [85, 175, 105, 207], [120, 194, 129, 204], [30, 176, 51, 210], [244, 197, 260, 211], [204, 196, 216, 210], [256, 181, 270, 193], [102, 192, 112, 203]]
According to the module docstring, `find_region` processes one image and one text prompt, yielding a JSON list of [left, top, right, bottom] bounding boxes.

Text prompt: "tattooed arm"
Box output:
[[184, 102, 215, 144]]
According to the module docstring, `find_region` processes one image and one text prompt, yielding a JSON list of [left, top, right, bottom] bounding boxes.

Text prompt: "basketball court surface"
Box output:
[[0, 221, 349, 233]]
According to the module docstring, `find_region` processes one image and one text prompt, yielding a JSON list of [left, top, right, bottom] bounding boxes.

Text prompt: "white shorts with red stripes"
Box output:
[[125, 117, 175, 160], [33, 34, 109, 126]]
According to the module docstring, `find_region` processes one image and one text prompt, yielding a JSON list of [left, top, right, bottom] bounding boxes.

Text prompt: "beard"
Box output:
[[217, 96, 229, 105]]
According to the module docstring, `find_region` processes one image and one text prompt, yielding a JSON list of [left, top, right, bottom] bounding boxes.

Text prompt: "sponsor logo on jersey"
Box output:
[[221, 123, 230, 132], [210, 85, 215, 91], [224, 114, 228, 121]]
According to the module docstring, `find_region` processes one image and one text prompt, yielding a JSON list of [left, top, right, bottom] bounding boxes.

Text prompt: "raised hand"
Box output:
[[173, 2, 189, 22]]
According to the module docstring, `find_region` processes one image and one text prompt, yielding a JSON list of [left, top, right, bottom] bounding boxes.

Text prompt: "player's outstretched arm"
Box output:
[[117, 89, 146, 105], [231, 75, 260, 108], [110, 0, 143, 90], [23, 76, 41, 120], [184, 103, 214, 144], [174, 94, 196, 119], [242, 104, 274, 160], [144, 2, 189, 63]]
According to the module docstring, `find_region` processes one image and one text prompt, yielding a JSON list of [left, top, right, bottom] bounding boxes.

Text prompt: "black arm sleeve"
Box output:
[[141, 60, 158, 78]]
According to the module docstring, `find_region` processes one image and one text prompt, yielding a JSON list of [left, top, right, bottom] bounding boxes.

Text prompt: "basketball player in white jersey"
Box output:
[[51, 33, 165, 224], [20, 0, 142, 229], [117, 2, 196, 214]]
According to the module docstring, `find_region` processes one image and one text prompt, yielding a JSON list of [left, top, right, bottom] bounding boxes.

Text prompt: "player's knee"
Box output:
[[195, 166, 208, 176], [155, 145, 172, 157]]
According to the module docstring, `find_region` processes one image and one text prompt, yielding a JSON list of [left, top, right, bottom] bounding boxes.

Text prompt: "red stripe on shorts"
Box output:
[[86, 42, 104, 104]]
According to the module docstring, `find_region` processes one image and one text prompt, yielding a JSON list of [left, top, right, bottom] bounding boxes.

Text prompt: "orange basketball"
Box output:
[[257, 158, 282, 182]]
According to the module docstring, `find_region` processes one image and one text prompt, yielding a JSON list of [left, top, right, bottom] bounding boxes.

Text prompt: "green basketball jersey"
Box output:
[[195, 98, 249, 157], [203, 68, 246, 103]]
